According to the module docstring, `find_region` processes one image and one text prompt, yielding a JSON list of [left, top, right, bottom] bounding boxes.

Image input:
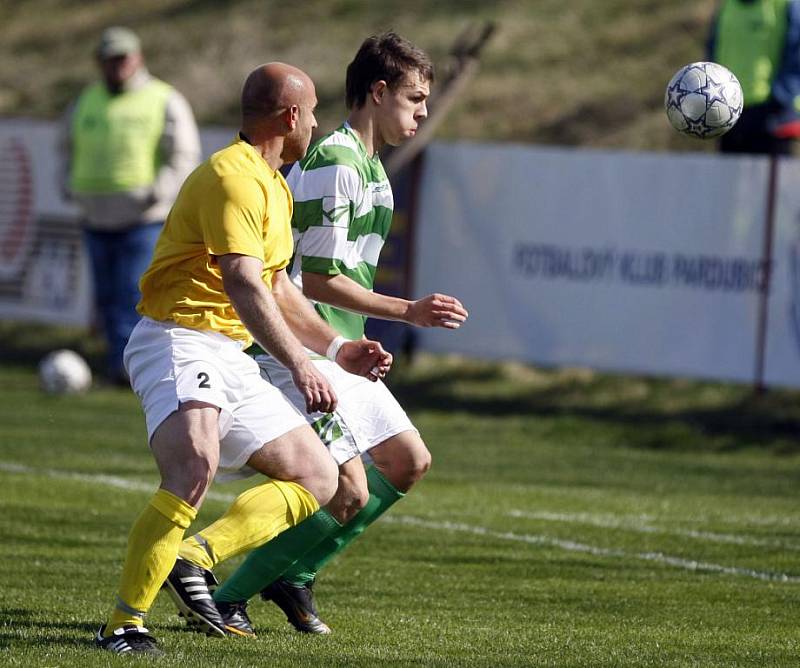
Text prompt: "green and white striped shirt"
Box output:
[[287, 123, 394, 340]]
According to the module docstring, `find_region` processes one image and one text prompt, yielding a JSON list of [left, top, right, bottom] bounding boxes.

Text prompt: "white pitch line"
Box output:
[[384, 515, 800, 584], [0, 461, 235, 503], [2, 460, 798, 584], [508, 510, 800, 552]]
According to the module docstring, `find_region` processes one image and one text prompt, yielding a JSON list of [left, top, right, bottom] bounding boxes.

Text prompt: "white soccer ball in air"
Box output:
[[39, 349, 92, 395], [665, 61, 743, 139]]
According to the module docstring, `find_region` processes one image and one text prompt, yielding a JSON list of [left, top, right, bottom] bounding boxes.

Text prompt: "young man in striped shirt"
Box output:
[[200, 32, 469, 636]]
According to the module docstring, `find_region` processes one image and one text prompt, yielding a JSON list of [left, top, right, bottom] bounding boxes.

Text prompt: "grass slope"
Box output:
[[1, 335, 799, 666], [1, 0, 717, 151]]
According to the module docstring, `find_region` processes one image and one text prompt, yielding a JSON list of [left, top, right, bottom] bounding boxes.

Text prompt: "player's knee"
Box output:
[[160, 449, 216, 505], [403, 443, 432, 486], [327, 476, 369, 524], [375, 436, 431, 492], [338, 495, 368, 524], [344, 478, 370, 517], [151, 402, 220, 504], [308, 453, 339, 507]]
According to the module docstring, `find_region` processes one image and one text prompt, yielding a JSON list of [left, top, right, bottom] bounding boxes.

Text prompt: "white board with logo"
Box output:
[[4, 119, 796, 388], [0, 120, 90, 325], [0, 120, 234, 327], [414, 143, 769, 383]]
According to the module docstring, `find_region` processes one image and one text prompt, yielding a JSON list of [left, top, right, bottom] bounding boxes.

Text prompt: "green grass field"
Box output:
[[1, 333, 799, 667]]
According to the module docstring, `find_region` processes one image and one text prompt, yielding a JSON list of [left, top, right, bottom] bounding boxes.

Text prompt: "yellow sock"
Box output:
[[178, 480, 318, 569], [105, 489, 196, 635]]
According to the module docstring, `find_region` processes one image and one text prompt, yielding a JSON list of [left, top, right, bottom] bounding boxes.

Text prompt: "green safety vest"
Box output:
[[69, 78, 172, 193], [714, 0, 789, 106]]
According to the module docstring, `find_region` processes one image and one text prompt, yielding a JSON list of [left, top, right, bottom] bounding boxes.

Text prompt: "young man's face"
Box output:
[[376, 70, 430, 147]]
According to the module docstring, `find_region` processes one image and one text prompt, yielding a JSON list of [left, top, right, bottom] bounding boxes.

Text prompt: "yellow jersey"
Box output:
[[138, 138, 294, 345]]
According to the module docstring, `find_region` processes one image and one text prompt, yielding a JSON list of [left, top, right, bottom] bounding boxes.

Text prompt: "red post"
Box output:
[[754, 154, 778, 394]]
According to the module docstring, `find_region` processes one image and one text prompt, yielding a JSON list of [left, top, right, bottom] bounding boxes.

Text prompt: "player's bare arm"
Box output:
[[302, 271, 468, 329], [271, 268, 392, 379], [219, 253, 337, 413]]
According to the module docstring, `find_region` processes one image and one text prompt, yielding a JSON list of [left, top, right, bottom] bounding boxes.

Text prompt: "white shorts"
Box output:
[[123, 318, 307, 482], [255, 353, 417, 465]]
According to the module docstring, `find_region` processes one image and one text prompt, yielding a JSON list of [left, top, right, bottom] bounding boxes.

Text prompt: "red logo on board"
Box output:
[[0, 138, 34, 279]]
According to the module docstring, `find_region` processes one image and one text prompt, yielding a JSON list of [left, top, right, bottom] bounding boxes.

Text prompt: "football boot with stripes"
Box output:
[[164, 558, 227, 637], [94, 624, 162, 655], [260, 578, 331, 634]]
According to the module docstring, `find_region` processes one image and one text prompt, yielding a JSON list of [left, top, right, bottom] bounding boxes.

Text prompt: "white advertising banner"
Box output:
[[0, 119, 234, 327], [0, 119, 90, 325], [414, 143, 769, 382], [4, 120, 790, 386]]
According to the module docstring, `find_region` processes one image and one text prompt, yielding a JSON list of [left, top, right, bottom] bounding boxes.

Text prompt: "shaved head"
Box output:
[[239, 61, 318, 167], [241, 62, 314, 121]]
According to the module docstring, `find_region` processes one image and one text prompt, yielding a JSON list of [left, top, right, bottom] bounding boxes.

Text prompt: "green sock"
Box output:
[[283, 465, 404, 586], [213, 508, 341, 603]]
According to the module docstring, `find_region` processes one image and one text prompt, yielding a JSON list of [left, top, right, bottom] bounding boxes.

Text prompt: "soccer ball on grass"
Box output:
[[39, 349, 92, 395], [665, 62, 743, 139]]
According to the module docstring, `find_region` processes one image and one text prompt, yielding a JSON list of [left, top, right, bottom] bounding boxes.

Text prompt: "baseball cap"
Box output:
[[96, 27, 141, 59]]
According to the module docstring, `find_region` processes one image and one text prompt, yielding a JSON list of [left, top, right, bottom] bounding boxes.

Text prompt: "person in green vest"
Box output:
[[58, 27, 200, 384], [708, 0, 800, 153]]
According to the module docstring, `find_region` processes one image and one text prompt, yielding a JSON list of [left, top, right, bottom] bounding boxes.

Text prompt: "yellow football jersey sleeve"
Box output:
[[137, 139, 294, 345]]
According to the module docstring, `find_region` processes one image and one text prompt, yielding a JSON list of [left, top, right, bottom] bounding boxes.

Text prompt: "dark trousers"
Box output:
[[719, 104, 795, 156], [84, 223, 162, 378]]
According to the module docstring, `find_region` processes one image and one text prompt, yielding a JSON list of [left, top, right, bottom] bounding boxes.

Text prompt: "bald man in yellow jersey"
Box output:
[[94, 63, 392, 655]]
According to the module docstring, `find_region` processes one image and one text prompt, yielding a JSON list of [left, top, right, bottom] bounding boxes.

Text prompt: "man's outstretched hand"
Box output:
[[336, 339, 393, 381], [406, 293, 469, 329]]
